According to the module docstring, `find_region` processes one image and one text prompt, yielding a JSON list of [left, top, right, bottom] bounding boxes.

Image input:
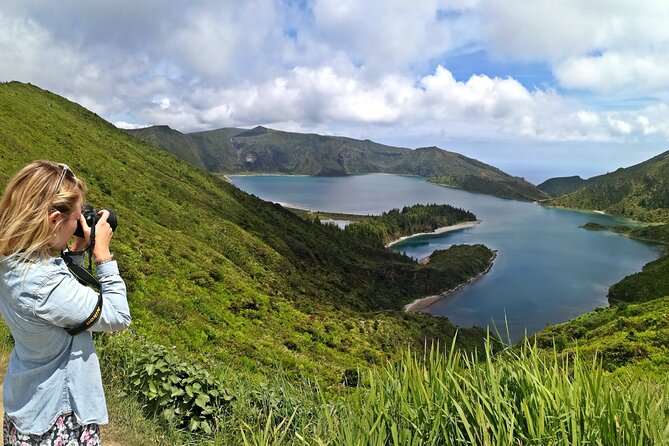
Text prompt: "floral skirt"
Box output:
[[3, 412, 100, 446]]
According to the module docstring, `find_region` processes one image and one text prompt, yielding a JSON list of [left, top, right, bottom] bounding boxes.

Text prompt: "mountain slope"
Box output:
[[398, 146, 548, 201], [544, 150, 669, 222], [537, 175, 589, 197], [127, 125, 548, 201], [126, 125, 247, 172], [0, 81, 489, 382]]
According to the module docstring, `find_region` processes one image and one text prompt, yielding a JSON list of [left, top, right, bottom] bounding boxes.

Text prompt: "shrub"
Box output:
[[127, 344, 234, 434]]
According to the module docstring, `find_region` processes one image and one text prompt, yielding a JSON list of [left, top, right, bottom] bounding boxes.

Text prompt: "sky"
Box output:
[[2, 1, 669, 184]]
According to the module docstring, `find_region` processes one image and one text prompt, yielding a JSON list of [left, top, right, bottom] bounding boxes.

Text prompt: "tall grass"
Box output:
[[239, 338, 669, 445], [96, 330, 669, 444]]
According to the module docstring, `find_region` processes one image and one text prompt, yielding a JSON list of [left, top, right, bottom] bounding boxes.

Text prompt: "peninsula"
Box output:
[[386, 220, 481, 247], [344, 203, 477, 248], [405, 249, 497, 312]]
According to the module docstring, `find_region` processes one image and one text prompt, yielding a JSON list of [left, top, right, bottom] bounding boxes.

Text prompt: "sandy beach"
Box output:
[[404, 250, 497, 312], [385, 220, 482, 248]]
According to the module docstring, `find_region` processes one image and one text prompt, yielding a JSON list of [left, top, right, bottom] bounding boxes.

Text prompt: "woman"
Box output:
[[0, 161, 131, 445]]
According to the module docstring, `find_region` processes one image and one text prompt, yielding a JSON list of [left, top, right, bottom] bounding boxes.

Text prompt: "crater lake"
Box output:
[[230, 174, 665, 341]]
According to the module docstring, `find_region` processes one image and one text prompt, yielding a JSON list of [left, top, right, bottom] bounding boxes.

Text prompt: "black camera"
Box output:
[[74, 204, 118, 238]]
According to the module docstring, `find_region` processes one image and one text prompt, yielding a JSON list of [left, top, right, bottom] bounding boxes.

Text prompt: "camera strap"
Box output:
[[61, 253, 103, 336], [87, 222, 96, 272]]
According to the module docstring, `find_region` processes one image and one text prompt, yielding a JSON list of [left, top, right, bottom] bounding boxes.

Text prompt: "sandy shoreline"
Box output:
[[385, 220, 482, 248], [404, 250, 498, 313]]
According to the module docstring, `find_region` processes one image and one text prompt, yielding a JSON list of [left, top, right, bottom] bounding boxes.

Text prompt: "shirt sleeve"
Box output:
[[33, 261, 131, 333]]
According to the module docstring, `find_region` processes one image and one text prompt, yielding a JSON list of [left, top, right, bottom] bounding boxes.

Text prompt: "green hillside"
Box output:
[[127, 125, 548, 201], [534, 294, 669, 376], [537, 175, 589, 197], [129, 125, 247, 172], [397, 146, 548, 201], [544, 150, 669, 222], [607, 223, 669, 303], [3, 81, 669, 444], [0, 81, 494, 380], [129, 125, 408, 175]]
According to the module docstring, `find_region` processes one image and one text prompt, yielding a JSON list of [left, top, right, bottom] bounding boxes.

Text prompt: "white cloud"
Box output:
[[3, 0, 669, 163], [418, 67, 542, 120], [478, 0, 669, 60], [114, 121, 145, 130], [555, 51, 669, 93], [0, 13, 89, 91], [476, 0, 669, 94], [577, 111, 600, 127], [309, 0, 476, 75], [91, 58, 669, 146]]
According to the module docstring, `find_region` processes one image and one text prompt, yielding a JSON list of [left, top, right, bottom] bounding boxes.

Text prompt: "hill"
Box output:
[[534, 293, 669, 377], [396, 146, 548, 201], [127, 125, 548, 201], [128, 125, 247, 172], [537, 175, 589, 196], [0, 81, 494, 382], [544, 150, 669, 222]]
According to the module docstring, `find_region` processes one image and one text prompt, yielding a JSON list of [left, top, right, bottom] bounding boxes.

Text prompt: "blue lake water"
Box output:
[[230, 174, 665, 341]]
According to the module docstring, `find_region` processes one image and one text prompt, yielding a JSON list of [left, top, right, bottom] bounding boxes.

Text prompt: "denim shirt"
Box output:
[[0, 253, 131, 435]]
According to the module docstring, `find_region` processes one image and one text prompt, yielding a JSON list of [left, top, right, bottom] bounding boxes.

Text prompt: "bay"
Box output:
[[230, 174, 665, 342]]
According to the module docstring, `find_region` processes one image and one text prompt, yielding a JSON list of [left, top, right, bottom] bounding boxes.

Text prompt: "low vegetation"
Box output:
[[94, 331, 669, 444], [534, 296, 669, 377]]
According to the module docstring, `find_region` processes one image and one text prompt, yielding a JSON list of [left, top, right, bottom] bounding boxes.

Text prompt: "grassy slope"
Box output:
[[0, 82, 492, 383], [127, 125, 548, 201], [124, 125, 208, 171], [544, 150, 669, 222], [534, 296, 669, 377]]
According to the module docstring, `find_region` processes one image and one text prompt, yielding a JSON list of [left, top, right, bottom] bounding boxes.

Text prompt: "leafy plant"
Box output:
[[127, 344, 234, 434]]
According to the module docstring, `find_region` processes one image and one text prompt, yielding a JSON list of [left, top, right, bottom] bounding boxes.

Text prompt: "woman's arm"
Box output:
[[33, 263, 131, 333]]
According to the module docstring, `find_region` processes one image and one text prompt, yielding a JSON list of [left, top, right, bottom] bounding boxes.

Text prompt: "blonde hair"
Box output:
[[0, 161, 87, 261]]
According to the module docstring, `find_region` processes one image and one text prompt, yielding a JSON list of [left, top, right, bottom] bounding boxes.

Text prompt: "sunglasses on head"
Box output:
[[53, 163, 72, 195]]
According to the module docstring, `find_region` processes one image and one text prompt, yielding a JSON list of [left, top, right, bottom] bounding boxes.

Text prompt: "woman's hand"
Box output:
[[92, 210, 114, 261], [70, 210, 114, 259], [69, 213, 92, 252]]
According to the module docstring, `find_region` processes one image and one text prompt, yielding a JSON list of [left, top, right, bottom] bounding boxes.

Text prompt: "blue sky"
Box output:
[[1, 0, 669, 183]]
